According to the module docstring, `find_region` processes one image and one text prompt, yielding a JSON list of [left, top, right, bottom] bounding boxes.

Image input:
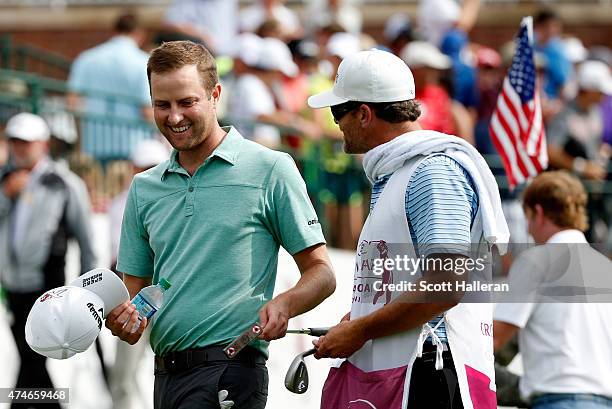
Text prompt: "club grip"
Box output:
[[308, 327, 329, 336]]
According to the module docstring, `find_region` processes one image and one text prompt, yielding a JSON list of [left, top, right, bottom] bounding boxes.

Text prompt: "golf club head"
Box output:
[[285, 348, 316, 394]]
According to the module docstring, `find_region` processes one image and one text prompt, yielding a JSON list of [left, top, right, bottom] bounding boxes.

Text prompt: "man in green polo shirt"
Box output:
[[105, 41, 336, 409]]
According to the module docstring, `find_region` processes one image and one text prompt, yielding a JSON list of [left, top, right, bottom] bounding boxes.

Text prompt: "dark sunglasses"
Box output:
[[331, 101, 363, 124]]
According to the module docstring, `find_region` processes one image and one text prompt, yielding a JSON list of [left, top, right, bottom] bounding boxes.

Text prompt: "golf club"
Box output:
[[285, 327, 329, 336], [284, 348, 317, 394]]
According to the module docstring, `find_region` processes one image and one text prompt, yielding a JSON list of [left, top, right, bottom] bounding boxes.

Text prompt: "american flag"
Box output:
[[489, 17, 548, 189]]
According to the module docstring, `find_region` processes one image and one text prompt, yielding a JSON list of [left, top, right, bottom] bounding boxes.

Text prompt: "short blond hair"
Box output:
[[147, 41, 218, 95], [522, 171, 589, 231]]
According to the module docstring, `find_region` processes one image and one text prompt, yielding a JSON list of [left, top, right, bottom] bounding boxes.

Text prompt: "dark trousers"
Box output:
[[408, 348, 464, 409], [6, 291, 61, 409], [154, 357, 268, 409]]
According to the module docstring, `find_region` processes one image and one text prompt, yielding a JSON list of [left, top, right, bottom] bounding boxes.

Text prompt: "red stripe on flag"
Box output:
[[495, 95, 530, 178], [489, 124, 519, 188]]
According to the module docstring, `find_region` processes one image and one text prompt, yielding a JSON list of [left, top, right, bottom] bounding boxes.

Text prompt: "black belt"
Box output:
[[422, 342, 450, 353], [155, 345, 266, 373]]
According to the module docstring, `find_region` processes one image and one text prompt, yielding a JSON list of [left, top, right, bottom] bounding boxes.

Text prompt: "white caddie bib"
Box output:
[[321, 154, 497, 409]]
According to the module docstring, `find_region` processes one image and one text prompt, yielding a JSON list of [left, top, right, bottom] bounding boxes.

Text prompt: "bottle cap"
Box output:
[[159, 278, 172, 290]]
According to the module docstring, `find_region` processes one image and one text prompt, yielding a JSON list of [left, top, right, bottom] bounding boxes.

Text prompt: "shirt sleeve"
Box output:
[[264, 153, 326, 255], [407, 155, 478, 257], [116, 179, 155, 277]]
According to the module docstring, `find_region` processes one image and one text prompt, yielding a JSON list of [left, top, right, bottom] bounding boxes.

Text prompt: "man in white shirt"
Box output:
[[494, 170, 612, 409]]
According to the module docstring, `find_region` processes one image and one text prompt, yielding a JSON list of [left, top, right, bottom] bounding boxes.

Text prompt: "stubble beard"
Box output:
[[343, 133, 368, 155], [162, 123, 206, 152]]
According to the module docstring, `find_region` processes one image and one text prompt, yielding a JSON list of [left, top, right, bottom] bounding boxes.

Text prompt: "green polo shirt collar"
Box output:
[[161, 126, 241, 180]]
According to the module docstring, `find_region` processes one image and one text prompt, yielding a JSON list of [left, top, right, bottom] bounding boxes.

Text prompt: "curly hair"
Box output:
[[522, 171, 589, 231], [369, 100, 421, 123]]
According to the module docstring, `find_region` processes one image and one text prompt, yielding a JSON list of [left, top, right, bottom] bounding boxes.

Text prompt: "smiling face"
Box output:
[[150, 64, 221, 153]]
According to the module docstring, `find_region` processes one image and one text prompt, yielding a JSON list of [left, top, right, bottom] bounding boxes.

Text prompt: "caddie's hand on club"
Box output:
[[259, 294, 291, 341], [105, 301, 147, 344], [313, 320, 367, 359]]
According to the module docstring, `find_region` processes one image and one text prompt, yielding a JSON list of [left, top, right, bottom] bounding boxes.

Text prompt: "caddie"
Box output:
[[309, 49, 509, 409]]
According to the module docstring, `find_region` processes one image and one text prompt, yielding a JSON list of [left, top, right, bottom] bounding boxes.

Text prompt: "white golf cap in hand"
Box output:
[[25, 286, 105, 359]]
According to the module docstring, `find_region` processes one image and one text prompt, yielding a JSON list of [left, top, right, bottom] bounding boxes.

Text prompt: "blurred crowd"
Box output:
[[1, 0, 611, 252], [1, 1, 612, 408]]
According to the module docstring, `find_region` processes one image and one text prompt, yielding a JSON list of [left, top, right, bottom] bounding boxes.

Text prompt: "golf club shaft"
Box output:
[[286, 327, 329, 336]]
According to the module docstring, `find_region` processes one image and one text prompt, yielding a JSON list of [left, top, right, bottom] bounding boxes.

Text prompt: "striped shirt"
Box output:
[[369, 154, 479, 343]]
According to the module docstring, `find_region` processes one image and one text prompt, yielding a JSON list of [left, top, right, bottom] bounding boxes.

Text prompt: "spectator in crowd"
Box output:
[[283, 38, 320, 114], [107, 138, 169, 409], [419, 0, 480, 111], [561, 36, 589, 100], [589, 46, 612, 160], [161, 0, 238, 56], [547, 60, 611, 180], [240, 0, 301, 40], [401, 41, 474, 143], [305, 0, 363, 36], [474, 46, 503, 155], [533, 9, 573, 100], [313, 22, 346, 64], [494, 170, 612, 409], [43, 110, 79, 167], [67, 13, 154, 163], [0, 113, 97, 408], [548, 60, 611, 241], [227, 36, 320, 148], [382, 13, 414, 57], [255, 18, 284, 40]]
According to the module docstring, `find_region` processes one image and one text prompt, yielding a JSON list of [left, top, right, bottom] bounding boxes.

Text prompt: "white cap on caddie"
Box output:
[[308, 49, 415, 108], [69, 268, 130, 318], [25, 286, 105, 360]]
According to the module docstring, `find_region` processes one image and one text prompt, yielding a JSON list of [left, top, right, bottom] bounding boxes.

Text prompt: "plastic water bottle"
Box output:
[[130, 278, 171, 332]]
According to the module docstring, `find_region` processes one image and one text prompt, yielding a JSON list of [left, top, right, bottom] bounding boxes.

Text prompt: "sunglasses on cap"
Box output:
[[330, 101, 364, 124]]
